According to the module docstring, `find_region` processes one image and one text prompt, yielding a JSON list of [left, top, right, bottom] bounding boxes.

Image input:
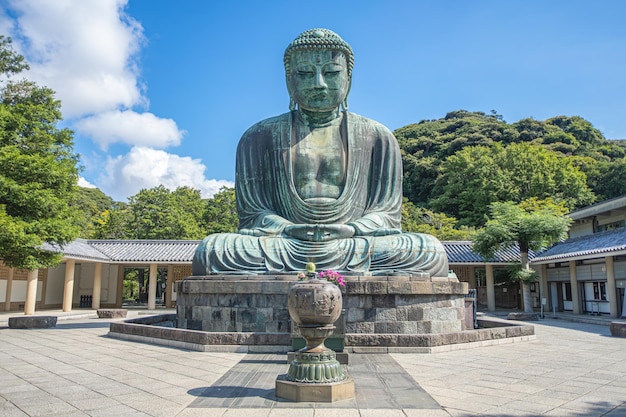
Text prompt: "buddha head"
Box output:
[[284, 29, 353, 112]]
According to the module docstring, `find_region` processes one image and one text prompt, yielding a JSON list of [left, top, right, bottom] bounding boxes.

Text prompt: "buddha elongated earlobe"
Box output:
[[290, 97, 297, 111], [341, 98, 348, 112]]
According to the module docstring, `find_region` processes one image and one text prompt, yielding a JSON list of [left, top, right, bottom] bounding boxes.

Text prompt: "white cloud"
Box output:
[[100, 147, 234, 201], [6, 0, 145, 119], [2, 1, 228, 200], [78, 177, 97, 188], [75, 110, 185, 149]]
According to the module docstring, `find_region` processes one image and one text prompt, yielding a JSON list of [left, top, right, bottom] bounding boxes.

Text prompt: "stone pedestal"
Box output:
[[275, 375, 355, 402], [175, 275, 469, 348]]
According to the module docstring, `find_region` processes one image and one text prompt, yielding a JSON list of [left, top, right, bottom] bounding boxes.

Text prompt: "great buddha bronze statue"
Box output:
[[192, 28, 449, 277]]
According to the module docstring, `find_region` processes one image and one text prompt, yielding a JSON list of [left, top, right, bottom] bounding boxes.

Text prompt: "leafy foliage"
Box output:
[[86, 185, 238, 240], [92, 202, 132, 239], [430, 143, 594, 226], [396, 110, 626, 227], [401, 198, 474, 240], [0, 36, 81, 269], [472, 199, 572, 312], [126, 185, 205, 240], [203, 186, 238, 234], [72, 187, 115, 238], [506, 264, 539, 283], [472, 199, 571, 258]]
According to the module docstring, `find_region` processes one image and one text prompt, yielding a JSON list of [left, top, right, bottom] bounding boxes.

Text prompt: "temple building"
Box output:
[[533, 194, 626, 318]]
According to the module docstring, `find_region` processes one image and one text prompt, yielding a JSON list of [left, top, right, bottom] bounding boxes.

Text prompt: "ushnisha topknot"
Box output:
[[284, 28, 354, 79]]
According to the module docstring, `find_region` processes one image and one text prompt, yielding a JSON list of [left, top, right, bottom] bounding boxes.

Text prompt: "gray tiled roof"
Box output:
[[443, 241, 528, 264], [89, 240, 201, 263], [42, 239, 110, 261], [533, 228, 626, 263], [47, 239, 522, 265]]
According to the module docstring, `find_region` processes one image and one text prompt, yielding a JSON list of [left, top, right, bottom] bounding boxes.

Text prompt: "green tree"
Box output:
[[203, 186, 238, 234], [395, 110, 518, 206], [92, 202, 132, 239], [401, 199, 474, 240], [0, 36, 81, 271], [472, 199, 571, 313], [431, 143, 594, 226], [127, 185, 205, 240], [576, 157, 626, 201], [72, 187, 114, 238], [396, 110, 626, 227]]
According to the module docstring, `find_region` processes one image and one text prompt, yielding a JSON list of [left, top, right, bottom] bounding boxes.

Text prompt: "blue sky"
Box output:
[[1, 0, 625, 201]]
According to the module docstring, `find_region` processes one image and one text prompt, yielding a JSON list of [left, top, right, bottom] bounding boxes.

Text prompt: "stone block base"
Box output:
[[610, 321, 626, 338], [97, 309, 128, 319], [9, 316, 57, 329], [275, 375, 355, 402], [507, 312, 539, 321], [177, 275, 469, 335]]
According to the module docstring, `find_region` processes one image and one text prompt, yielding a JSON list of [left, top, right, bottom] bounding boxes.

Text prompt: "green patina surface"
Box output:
[[192, 28, 449, 278]]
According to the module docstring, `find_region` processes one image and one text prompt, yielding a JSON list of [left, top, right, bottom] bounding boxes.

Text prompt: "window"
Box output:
[[595, 220, 625, 233], [593, 282, 607, 300]]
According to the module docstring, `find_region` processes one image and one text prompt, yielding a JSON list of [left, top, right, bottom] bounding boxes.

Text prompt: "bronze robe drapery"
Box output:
[[192, 111, 449, 276]]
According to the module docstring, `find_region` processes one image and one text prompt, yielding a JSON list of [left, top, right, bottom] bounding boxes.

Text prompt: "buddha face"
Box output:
[[288, 49, 350, 112]]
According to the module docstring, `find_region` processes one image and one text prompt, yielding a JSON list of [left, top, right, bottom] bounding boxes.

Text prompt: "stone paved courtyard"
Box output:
[[0, 310, 625, 416]]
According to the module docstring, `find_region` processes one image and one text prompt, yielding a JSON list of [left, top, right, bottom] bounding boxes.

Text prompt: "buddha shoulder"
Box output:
[[241, 113, 291, 138], [346, 112, 396, 139]]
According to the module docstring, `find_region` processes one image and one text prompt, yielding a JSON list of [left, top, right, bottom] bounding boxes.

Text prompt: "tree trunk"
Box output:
[[520, 249, 533, 313], [521, 282, 533, 313]]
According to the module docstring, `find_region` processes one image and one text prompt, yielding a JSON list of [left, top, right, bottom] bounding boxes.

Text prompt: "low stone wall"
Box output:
[[610, 321, 626, 337], [108, 313, 535, 353], [110, 314, 290, 352], [97, 309, 128, 319], [176, 275, 469, 336], [9, 316, 57, 329]]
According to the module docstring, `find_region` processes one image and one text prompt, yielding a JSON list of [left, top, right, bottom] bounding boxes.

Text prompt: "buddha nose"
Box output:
[[314, 71, 327, 88]]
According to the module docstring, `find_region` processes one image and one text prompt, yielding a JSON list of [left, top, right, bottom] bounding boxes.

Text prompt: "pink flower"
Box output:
[[318, 270, 346, 287]]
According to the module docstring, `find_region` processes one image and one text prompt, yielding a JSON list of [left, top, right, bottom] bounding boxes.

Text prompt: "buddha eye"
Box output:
[[297, 71, 314, 79]]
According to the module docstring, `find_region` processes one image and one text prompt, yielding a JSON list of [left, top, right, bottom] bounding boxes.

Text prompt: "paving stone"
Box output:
[[0, 310, 625, 415]]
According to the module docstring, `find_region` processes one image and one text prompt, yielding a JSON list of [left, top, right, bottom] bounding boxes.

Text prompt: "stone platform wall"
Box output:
[[176, 276, 468, 335]]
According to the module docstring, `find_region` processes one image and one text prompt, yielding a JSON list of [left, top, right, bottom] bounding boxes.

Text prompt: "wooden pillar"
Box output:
[[92, 262, 102, 310], [148, 263, 157, 310], [24, 269, 38, 315], [605, 256, 618, 318], [468, 266, 477, 289], [63, 259, 76, 312], [569, 260, 581, 314], [4, 267, 14, 311], [540, 264, 549, 311], [166, 265, 174, 308], [486, 264, 496, 312]]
